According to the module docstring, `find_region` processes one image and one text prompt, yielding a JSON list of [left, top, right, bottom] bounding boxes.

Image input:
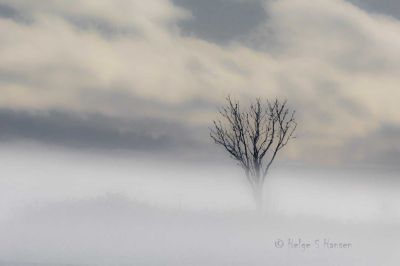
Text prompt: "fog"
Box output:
[[0, 145, 399, 266]]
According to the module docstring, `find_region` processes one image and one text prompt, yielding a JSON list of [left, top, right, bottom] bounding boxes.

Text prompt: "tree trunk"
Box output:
[[252, 185, 263, 211]]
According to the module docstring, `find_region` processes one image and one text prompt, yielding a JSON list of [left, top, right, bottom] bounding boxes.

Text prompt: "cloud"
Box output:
[[173, 0, 266, 44], [345, 124, 400, 167], [0, 108, 201, 152], [347, 0, 400, 19], [0, 0, 399, 166]]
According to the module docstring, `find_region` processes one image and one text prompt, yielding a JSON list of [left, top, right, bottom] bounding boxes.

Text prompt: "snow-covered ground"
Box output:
[[0, 147, 399, 266]]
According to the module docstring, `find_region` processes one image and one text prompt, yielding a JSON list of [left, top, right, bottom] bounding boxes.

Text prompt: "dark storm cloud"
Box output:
[[0, 3, 30, 23], [79, 88, 218, 116], [0, 4, 17, 19], [0, 2, 137, 38], [347, 0, 400, 19], [173, 0, 266, 44], [345, 124, 400, 167], [64, 16, 139, 38], [0, 109, 201, 151]]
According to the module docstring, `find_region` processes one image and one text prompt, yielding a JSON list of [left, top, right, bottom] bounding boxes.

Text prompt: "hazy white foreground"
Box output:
[[0, 147, 399, 266]]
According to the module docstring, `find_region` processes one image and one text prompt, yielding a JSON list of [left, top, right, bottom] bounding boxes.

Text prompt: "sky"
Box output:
[[0, 0, 399, 169]]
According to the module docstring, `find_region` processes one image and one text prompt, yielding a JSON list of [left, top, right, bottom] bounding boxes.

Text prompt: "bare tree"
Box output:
[[210, 96, 297, 210]]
